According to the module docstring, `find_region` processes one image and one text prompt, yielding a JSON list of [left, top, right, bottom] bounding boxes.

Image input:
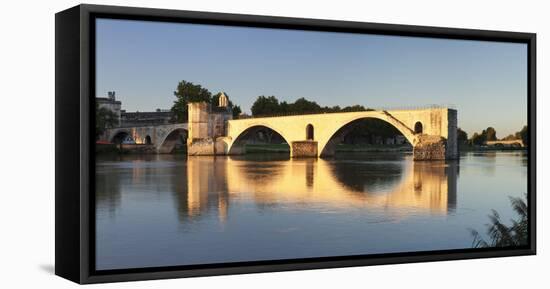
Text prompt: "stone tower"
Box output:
[[187, 98, 234, 155], [218, 92, 229, 108], [187, 102, 210, 145]]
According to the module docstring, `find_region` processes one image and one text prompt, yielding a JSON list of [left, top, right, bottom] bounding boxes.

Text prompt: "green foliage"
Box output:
[[470, 132, 484, 145], [232, 105, 242, 118], [251, 95, 282, 116], [290, 97, 322, 113], [485, 127, 497, 141], [171, 82, 244, 121], [171, 80, 213, 123], [96, 103, 118, 139], [470, 194, 528, 248], [502, 134, 516, 141], [499, 126, 528, 146], [469, 127, 497, 145], [457, 128, 468, 144], [519, 125, 528, 146], [250, 95, 370, 116], [341, 104, 371, 112]]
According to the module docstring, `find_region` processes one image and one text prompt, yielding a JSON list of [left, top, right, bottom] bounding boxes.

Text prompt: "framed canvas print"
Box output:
[[55, 4, 536, 284]]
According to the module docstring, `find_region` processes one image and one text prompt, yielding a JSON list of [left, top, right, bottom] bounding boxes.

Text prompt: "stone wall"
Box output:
[[188, 138, 215, 156], [188, 102, 210, 142], [291, 141, 318, 157], [413, 135, 447, 161], [187, 102, 233, 156], [119, 144, 157, 154]]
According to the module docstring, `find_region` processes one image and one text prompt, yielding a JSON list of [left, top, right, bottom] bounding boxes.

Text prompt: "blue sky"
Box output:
[[96, 18, 527, 137]]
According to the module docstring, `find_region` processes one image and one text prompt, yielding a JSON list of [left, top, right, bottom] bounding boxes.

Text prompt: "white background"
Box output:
[[0, 0, 547, 288]]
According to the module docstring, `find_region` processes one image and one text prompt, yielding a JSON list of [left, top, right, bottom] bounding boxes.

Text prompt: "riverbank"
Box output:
[[458, 144, 526, 152]]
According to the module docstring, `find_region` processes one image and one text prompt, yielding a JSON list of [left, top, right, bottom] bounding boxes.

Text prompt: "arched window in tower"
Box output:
[[306, 124, 314, 140], [414, 121, 423, 134]]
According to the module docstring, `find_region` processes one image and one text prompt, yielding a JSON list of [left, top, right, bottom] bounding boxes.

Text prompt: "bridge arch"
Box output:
[[318, 115, 416, 157], [110, 129, 132, 144], [157, 128, 188, 154], [228, 124, 291, 155]]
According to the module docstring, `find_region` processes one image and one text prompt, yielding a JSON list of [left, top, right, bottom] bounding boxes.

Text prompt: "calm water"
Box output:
[[95, 151, 527, 270]]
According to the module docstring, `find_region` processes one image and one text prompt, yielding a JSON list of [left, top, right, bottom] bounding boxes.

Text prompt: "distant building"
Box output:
[[121, 109, 175, 127], [96, 91, 175, 127], [96, 91, 122, 126], [485, 139, 524, 148]]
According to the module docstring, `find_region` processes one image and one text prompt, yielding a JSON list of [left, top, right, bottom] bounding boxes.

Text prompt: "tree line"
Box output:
[[457, 125, 528, 146], [250, 95, 373, 116]]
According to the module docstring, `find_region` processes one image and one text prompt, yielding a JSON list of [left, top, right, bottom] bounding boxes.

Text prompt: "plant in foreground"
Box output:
[[470, 194, 528, 248]]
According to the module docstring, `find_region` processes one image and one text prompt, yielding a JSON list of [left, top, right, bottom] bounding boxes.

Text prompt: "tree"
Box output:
[[457, 128, 468, 144], [251, 95, 281, 116], [289, 97, 322, 113], [251, 95, 375, 116], [502, 134, 516, 141], [232, 105, 242, 118], [171, 80, 212, 123], [96, 103, 118, 139], [341, 105, 369, 112], [519, 125, 528, 146], [471, 132, 484, 146], [469, 127, 497, 145], [485, 127, 497, 141]]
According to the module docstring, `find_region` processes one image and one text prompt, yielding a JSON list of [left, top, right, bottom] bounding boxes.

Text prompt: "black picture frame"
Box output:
[[55, 4, 536, 284]]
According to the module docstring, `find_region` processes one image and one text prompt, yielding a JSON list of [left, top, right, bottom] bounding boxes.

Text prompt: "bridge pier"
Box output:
[[291, 141, 318, 158], [413, 135, 448, 161]]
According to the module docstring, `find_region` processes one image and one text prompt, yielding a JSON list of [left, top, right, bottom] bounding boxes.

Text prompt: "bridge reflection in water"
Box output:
[[181, 155, 457, 223], [95, 152, 527, 269]]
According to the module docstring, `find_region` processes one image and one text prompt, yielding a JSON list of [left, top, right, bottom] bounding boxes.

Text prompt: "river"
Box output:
[[95, 151, 527, 270]]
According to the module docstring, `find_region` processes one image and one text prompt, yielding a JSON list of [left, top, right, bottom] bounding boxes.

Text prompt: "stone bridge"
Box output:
[[485, 139, 524, 147], [103, 123, 188, 153], [102, 104, 458, 160], [217, 108, 457, 160]]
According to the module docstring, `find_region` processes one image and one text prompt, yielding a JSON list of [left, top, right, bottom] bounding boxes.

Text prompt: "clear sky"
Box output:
[[96, 18, 527, 137]]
